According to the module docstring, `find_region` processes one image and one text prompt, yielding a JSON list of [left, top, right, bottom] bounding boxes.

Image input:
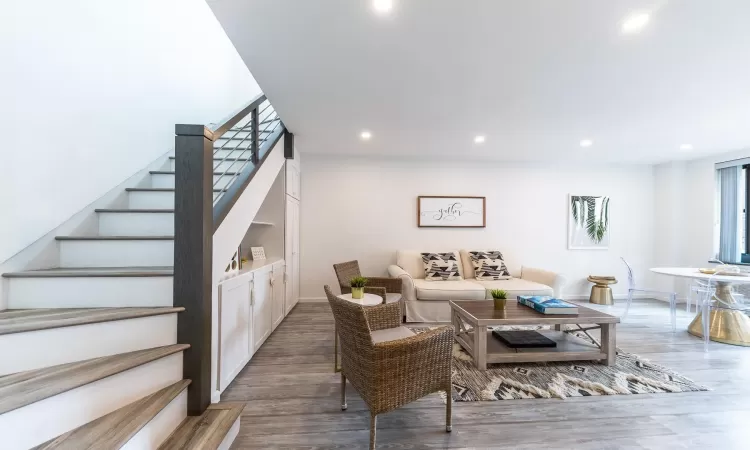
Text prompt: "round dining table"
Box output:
[[651, 267, 750, 346]]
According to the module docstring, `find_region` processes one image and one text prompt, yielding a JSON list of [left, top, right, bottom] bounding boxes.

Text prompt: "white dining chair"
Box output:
[[621, 257, 678, 332]]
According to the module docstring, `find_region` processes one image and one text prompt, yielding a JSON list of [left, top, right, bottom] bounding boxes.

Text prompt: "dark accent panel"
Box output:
[[284, 129, 294, 159], [212, 126, 285, 230], [173, 130, 214, 416], [251, 108, 260, 165], [744, 164, 750, 254]]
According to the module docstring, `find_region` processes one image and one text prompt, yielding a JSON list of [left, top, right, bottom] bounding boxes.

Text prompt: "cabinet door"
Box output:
[[272, 264, 286, 329], [286, 163, 300, 200], [292, 200, 300, 310], [253, 269, 272, 352], [285, 198, 301, 314], [218, 275, 252, 392]]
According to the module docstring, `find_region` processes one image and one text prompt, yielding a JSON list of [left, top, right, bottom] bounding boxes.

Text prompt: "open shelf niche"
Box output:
[[240, 166, 286, 264]]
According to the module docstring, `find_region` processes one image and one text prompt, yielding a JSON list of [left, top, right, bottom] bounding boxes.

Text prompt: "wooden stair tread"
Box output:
[[2, 266, 174, 278], [149, 170, 239, 176], [0, 307, 184, 336], [95, 208, 174, 213], [55, 235, 174, 241], [158, 403, 244, 450], [169, 156, 252, 162], [32, 380, 191, 450], [125, 187, 225, 193], [0, 344, 189, 415]]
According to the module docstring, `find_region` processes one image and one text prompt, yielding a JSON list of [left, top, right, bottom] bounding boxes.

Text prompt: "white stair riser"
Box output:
[[129, 191, 175, 209], [121, 390, 187, 450], [171, 159, 250, 173], [59, 240, 174, 267], [218, 416, 241, 450], [0, 314, 177, 376], [151, 173, 235, 189], [129, 191, 219, 209], [99, 212, 174, 236], [7, 276, 173, 308], [0, 353, 183, 450]]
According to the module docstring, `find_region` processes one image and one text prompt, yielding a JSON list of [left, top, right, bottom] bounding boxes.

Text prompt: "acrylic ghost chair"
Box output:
[[699, 266, 750, 352], [621, 257, 678, 332]]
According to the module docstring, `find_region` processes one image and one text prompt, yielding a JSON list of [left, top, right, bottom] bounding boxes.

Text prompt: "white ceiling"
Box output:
[[208, 0, 750, 164]]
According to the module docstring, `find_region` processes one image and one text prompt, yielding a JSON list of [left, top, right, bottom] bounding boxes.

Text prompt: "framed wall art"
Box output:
[[568, 194, 610, 249], [417, 196, 486, 228]]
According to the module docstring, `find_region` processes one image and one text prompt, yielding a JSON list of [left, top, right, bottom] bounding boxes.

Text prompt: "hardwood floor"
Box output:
[[222, 300, 750, 449]]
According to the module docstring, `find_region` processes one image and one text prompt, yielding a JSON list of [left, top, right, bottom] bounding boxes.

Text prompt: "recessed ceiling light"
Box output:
[[580, 139, 593, 148], [680, 144, 694, 151], [373, 0, 393, 14], [474, 135, 486, 144], [621, 12, 650, 34], [360, 130, 372, 140]]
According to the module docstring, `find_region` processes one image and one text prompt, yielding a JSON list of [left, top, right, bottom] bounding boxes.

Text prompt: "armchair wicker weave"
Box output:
[[333, 260, 403, 307], [324, 285, 453, 449]]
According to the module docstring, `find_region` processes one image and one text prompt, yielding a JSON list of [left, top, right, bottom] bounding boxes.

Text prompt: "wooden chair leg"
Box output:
[[370, 414, 377, 450], [340, 372, 347, 410], [446, 385, 452, 432]]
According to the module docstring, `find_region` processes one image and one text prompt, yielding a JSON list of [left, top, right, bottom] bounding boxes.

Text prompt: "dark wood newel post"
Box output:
[[173, 124, 214, 415]]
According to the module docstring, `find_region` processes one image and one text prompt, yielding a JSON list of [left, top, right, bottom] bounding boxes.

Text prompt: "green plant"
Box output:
[[571, 195, 610, 244], [350, 276, 368, 288], [490, 289, 507, 300]]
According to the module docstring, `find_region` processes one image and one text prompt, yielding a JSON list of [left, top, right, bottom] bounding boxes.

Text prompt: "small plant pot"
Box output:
[[493, 298, 507, 310], [351, 287, 365, 299]]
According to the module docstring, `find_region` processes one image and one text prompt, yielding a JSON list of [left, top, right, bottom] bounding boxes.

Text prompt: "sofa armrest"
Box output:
[[520, 266, 567, 298], [388, 265, 416, 302]]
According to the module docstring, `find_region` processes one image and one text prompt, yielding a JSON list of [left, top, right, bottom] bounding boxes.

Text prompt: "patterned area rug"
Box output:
[[413, 326, 709, 401]]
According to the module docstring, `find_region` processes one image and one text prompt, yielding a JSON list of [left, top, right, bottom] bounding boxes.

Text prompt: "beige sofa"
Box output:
[[388, 250, 567, 322]]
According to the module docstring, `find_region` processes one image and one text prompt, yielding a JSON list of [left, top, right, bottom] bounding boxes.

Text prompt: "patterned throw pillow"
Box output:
[[469, 251, 511, 280], [421, 252, 462, 281]]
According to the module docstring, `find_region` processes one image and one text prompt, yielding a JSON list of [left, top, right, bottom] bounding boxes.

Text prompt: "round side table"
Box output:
[[337, 293, 383, 306], [334, 293, 384, 372], [587, 276, 617, 305]]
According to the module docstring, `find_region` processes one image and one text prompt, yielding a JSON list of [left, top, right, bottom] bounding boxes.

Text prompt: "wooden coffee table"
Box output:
[[450, 300, 620, 370]]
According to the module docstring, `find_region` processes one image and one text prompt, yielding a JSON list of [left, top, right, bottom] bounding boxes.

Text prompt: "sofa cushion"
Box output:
[[422, 252, 462, 281], [413, 279, 486, 301], [473, 278, 553, 299], [397, 250, 465, 279], [468, 250, 511, 280], [371, 326, 415, 344]]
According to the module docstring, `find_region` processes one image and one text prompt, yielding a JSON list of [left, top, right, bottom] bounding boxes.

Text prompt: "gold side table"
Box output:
[[587, 276, 617, 305]]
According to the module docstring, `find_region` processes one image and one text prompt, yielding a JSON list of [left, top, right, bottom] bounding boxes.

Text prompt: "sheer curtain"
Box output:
[[718, 166, 741, 262]]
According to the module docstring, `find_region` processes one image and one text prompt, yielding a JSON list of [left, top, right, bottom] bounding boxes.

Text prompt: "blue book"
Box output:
[[517, 296, 578, 315]]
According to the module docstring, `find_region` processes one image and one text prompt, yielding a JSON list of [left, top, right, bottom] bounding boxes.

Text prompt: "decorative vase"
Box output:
[[493, 298, 507, 310], [351, 287, 364, 299]]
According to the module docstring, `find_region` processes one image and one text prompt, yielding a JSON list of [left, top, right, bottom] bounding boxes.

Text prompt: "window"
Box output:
[[716, 161, 748, 263]]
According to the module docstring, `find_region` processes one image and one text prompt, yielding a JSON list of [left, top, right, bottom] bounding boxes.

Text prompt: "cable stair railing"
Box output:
[[171, 93, 291, 416]]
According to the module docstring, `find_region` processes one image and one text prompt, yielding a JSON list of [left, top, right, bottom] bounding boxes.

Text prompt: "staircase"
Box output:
[[0, 94, 284, 449]]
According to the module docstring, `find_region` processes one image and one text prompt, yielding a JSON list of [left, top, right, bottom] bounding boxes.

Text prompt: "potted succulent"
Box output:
[[350, 276, 368, 300], [490, 289, 508, 310]]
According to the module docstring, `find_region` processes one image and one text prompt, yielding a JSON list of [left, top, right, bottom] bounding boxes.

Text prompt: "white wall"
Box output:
[[0, 0, 261, 263], [653, 148, 750, 297], [300, 155, 655, 300]]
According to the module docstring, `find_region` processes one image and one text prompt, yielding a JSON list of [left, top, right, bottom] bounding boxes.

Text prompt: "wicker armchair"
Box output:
[[324, 285, 453, 449], [333, 260, 402, 306]]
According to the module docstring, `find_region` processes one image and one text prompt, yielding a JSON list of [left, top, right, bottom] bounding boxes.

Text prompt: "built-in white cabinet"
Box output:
[[286, 161, 301, 200], [285, 197, 300, 314], [252, 266, 273, 352], [272, 262, 286, 329], [218, 273, 253, 392]]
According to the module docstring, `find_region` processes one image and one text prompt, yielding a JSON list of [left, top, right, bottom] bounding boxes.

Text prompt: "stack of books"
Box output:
[[517, 296, 578, 315]]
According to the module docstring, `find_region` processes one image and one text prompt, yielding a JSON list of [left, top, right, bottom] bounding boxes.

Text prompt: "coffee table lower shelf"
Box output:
[[455, 329, 608, 367]]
